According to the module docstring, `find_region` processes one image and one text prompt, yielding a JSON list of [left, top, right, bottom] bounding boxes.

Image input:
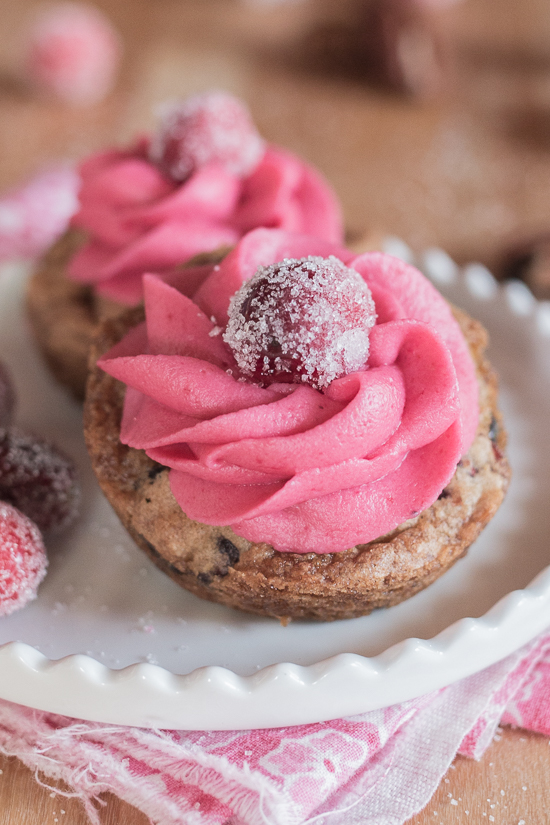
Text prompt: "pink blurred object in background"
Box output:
[[0, 166, 79, 262], [25, 2, 121, 105]]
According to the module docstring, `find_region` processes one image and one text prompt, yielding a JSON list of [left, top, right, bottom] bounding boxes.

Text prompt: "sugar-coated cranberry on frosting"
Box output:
[[68, 92, 343, 305], [99, 228, 479, 554], [149, 93, 265, 182], [0, 502, 48, 617]]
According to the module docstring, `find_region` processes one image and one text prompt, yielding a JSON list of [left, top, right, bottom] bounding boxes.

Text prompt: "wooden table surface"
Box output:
[[0, 0, 549, 822], [1, 726, 548, 824]]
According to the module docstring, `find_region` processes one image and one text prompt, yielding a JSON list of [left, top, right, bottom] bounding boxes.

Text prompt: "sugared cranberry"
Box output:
[[149, 92, 265, 182], [0, 428, 80, 533], [223, 256, 377, 389], [0, 502, 48, 617], [25, 2, 121, 105], [0, 362, 16, 428], [361, 0, 445, 98]]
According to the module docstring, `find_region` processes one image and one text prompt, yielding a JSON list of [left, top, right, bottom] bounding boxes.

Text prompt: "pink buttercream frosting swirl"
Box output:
[[99, 228, 479, 554], [68, 137, 343, 305]]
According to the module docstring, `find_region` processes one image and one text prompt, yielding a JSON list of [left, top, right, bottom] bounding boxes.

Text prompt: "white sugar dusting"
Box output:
[[149, 92, 265, 181], [224, 255, 376, 389]]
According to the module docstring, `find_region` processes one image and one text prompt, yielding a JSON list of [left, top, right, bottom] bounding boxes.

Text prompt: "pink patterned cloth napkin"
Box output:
[[0, 631, 548, 825]]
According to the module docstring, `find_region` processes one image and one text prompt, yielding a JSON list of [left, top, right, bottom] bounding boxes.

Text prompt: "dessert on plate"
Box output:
[[84, 227, 510, 622], [27, 91, 344, 398]]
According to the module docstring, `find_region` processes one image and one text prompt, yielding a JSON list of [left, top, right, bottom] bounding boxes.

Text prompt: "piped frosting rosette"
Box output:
[[68, 95, 343, 305], [99, 228, 479, 554]]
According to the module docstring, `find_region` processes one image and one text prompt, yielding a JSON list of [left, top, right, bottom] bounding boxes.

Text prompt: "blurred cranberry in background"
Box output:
[[24, 2, 121, 105], [271, 0, 454, 100], [149, 92, 265, 183], [360, 0, 448, 97]]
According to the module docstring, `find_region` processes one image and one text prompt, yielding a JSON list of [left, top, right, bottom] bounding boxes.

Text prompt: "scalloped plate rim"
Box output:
[[0, 563, 548, 729]]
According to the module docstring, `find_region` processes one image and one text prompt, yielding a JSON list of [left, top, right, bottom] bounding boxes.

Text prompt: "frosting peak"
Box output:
[[98, 229, 479, 554], [68, 96, 344, 306]]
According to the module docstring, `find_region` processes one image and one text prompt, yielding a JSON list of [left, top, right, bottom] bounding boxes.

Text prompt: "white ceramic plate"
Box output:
[[0, 249, 549, 731]]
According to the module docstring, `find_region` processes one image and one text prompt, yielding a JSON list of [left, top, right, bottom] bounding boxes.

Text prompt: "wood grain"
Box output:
[[0, 727, 548, 823], [0, 0, 549, 822]]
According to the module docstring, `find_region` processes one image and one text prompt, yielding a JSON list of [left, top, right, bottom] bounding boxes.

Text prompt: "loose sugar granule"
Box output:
[[224, 256, 376, 390]]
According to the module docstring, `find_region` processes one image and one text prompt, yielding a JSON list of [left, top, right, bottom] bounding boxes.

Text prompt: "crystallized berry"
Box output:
[[224, 256, 377, 389], [0, 502, 47, 616], [26, 1, 121, 105], [0, 428, 80, 533], [149, 92, 265, 182], [0, 362, 16, 428]]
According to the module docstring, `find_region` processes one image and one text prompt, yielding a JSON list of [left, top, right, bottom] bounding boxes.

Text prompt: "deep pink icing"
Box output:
[[98, 228, 479, 554], [69, 139, 344, 305]]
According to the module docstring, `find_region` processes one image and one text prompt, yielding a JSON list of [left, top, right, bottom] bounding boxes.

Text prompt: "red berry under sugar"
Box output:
[[149, 92, 265, 182], [0, 428, 80, 533], [224, 255, 377, 389], [0, 501, 47, 616]]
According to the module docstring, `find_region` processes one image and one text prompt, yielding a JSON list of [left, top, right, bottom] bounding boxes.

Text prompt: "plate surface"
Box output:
[[0, 253, 549, 730]]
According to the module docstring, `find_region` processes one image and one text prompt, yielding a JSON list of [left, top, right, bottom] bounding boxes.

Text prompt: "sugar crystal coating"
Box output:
[[0, 428, 80, 533], [224, 256, 377, 389], [149, 92, 265, 182], [0, 502, 47, 616], [0, 362, 16, 428]]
